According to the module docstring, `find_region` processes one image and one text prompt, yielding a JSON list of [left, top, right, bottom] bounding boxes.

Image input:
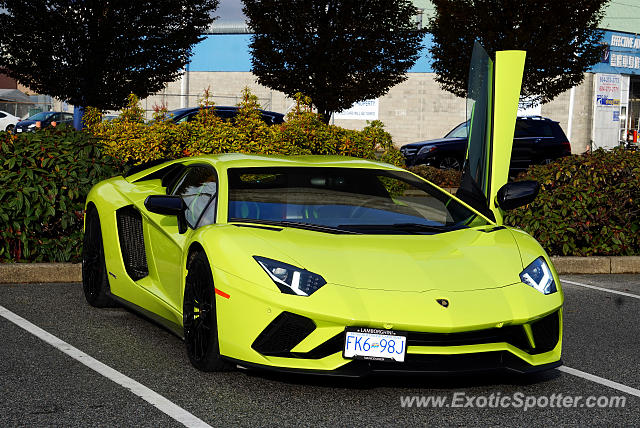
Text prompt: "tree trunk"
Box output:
[[318, 108, 332, 125]]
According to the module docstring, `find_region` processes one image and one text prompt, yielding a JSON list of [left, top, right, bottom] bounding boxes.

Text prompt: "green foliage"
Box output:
[[428, 0, 609, 105], [87, 89, 405, 168], [0, 0, 218, 110], [407, 164, 462, 188], [0, 129, 122, 262], [505, 148, 640, 256], [242, 0, 427, 122]]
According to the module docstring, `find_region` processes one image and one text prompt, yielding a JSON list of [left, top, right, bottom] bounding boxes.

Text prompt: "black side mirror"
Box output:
[[496, 180, 540, 211], [144, 195, 188, 233]]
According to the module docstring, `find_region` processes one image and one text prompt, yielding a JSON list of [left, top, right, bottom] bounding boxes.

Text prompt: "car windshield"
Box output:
[[445, 122, 468, 138], [227, 167, 487, 234], [26, 112, 54, 121]]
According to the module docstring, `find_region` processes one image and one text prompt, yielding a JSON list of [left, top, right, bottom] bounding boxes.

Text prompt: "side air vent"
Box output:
[[252, 312, 316, 356], [116, 205, 149, 281]]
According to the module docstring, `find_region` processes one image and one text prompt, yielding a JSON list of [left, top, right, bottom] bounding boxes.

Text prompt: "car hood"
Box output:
[[404, 137, 466, 148], [233, 225, 524, 293], [16, 120, 36, 127]]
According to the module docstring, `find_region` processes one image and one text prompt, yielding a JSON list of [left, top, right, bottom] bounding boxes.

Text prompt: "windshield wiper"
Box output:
[[229, 218, 360, 234], [338, 223, 465, 234]]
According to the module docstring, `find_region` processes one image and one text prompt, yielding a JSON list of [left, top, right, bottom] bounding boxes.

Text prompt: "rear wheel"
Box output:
[[183, 251, 231, 372], [5, 124, 14, 132], [82, 205, 115, 307]]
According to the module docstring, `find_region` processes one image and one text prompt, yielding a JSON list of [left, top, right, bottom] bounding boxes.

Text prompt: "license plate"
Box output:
[[16, 128, 22, 133], [343, 327, 407, 362]]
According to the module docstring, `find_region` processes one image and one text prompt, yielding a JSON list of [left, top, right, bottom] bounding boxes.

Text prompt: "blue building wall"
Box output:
[[190, 31, 640, 76], [590, 30, 640, 76], [190, 34, 435, 73]]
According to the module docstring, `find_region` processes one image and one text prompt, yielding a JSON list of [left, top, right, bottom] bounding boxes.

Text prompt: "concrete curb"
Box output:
[[2, 257, 640, 284], [551, 256, 640, 275], [0, 263, 82, 284]]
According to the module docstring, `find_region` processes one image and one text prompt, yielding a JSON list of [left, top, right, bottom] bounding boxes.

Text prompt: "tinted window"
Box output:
[[171, 166, 218, 228], [0, 112, 6, 118], [515, 121, 553, 138]]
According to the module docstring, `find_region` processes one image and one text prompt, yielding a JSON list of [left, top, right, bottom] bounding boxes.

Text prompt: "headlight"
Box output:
[[520, 257, 556, 295], [27, 124, 35, 129], [253, 256, 326, 296], [417, 145, 436, 155]]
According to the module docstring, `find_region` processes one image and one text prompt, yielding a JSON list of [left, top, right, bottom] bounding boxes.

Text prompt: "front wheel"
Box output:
[[439, 156, 462, 171], [82, 205, 115, 307], [5, 124, 14, 132], [183, 251, 232, 372]]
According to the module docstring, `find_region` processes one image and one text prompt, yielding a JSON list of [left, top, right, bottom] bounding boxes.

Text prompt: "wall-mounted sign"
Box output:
[[592, 31, 640, 76], [593, 73, 621, 149], [334, 99, 379, 120]]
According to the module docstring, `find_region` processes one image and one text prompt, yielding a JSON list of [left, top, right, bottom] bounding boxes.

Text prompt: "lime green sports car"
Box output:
[[82, 46, 563, 375]]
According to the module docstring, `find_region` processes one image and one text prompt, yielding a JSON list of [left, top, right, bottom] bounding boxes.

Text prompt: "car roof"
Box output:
[[126, 153, 403, 182], [168, 106, 283, 116], [187, 153, 401, 170]]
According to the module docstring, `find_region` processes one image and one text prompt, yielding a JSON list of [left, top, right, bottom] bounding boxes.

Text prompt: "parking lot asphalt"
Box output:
[[0, 275, 638, 427]]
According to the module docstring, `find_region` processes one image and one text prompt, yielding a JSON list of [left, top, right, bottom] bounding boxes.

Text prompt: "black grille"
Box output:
[[407, 325, 531, 351], [344, 351, 556, 375], [530, 311, 560, 354], [116, 206, 149, 281], [252, 312, 316, 356]]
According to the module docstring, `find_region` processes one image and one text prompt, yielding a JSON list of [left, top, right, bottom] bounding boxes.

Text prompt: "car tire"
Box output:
[[439, 156, 462, 171], [5, 124, 14, 132], [183, 250, 232, 372], [82, 205, 116, 308]]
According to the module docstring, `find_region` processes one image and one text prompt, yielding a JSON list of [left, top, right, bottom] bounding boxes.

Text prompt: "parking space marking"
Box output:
[[560, 366, 640, 398], [0, 305, 212, 428], [561, 279, 640, 299]]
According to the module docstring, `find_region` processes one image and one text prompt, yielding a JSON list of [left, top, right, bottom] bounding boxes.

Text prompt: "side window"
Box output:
[[515, 121, 553, 138], [62, 113, 73, 121], [171, 166, 218, 228], [0, 112, 6, 118]]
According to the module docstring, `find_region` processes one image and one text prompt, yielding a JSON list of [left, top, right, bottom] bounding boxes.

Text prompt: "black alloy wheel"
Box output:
[[183, 251, 231, 371], [82, 205, 115, 307], [439, 156, 462, 171]]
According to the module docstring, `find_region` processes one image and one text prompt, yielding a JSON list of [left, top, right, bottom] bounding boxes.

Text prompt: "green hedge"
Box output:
[[505, 148, 640, 256], [0, 129, 122, 262], [407, 164, 461, 188], [86, 90, 404, 168]]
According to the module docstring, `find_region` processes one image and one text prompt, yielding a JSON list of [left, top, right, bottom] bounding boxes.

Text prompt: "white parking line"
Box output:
[[559, 366, 640, 398], [0, 305, 212, 428], [561, 279, 640, 300]]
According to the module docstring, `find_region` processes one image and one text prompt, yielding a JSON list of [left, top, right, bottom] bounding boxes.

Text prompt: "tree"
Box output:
[[242, 0, 426, 123], [0, 0, 218, 122], [428, 0, 610, 105]]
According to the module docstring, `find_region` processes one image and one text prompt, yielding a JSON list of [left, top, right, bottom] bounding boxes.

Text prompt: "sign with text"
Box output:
[[334, 99, 379, 120], [593, 73, 621, 149]]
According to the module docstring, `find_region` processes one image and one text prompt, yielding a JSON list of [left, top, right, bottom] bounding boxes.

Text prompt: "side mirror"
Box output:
[[144, 195, 188, 233], [496, 180, 540, 211]]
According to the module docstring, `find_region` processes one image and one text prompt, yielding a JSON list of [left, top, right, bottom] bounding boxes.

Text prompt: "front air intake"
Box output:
[[252, 312, 316, 357], [116, 205, 149, 281], [529, 310, 560, 354]]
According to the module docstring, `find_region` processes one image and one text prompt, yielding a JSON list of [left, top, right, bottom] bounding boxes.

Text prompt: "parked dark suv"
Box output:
[[168, 106, 285, 125], [401, 116, 571, 172]]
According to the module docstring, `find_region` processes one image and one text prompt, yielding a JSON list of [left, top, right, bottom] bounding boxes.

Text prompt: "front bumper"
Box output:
[[213, 267, 563, 376]]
